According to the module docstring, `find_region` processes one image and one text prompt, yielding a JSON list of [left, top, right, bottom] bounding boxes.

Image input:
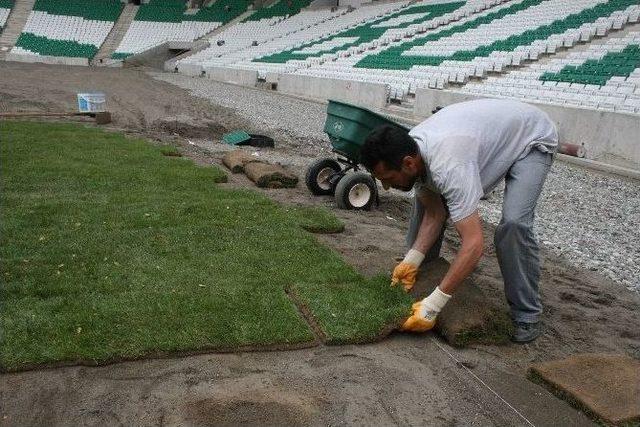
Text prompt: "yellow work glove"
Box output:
[[391, 249, 424, 291], [400, 287, 451, 333]]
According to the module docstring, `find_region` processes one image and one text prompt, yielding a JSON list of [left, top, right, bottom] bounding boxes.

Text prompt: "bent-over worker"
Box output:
[[360, 99, 558, 343]]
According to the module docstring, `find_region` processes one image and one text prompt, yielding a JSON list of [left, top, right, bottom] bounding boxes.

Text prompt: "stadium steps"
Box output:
[[0, 0, 35, 59], [92, 3, 139, 66], [241, 0, 313, 23], [203, 9, 254, 40], [164, 9, 254, 72]]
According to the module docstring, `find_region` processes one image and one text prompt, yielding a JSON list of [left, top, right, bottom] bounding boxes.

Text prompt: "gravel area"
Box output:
[[480, 166, 640, 293], [152, 72, 640, 293], [151, 71, 330, 143]]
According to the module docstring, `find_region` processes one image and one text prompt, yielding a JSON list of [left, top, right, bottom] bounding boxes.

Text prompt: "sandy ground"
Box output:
[[1, 61, 638, 426]]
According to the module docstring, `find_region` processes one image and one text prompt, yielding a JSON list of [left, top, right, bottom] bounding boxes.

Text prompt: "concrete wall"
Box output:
[[124, 41, 197, 69], [309, 0, 338, 8], [338, 0, 373, 6], [176, 62, 203, 76], [166, 40, 209, 72], [265, 72, 281, 84], [96, 58, 123, 68], [277, 73, 389, 109], [415, 88, 640, 168], [205, 66, 258, 87], [5, 52, 89, 66]]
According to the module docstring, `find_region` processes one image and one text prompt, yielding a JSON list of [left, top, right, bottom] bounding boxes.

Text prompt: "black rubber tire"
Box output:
[[305, 158, 341, 196], [334, 172, 376, 210]]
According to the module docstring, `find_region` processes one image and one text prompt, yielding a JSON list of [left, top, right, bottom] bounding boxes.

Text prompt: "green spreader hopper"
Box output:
[[324, 100, 410, 161], [306, 100, 410, 210]]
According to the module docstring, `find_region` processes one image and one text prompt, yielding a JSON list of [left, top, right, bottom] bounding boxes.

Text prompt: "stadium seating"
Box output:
[[190, 2, 411, 76], [112, 0, 252, 60], [10, 0, 123, 59], [177, 6, 348, 73], [253, 0, 470, 64], [252, 0, 639, 106], [0, 0, 12, 32], [460, 31, 640, 113], [191, 0, 507, 89], [234, 0, 508, 96]]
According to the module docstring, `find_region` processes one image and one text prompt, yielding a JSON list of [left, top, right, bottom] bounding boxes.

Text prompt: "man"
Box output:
[[360, 98, 558, 343]]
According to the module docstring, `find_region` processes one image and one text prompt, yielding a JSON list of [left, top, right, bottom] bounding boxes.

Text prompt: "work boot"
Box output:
[[511, 321, 541, 344]]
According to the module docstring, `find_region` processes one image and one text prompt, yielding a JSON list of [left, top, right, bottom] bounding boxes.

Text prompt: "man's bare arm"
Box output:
[[438, 211, 483, 295]]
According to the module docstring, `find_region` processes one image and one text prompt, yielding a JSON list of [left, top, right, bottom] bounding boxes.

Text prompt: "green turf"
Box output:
[[0, 121, 410, 371], [289, 205, 345, 234], [292, 276, 412, 344]]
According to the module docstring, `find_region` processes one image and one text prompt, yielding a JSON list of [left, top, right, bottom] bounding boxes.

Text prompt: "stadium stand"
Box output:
[[286, 0, 639, 100], [183, 2, 412, 76], [111, 0, 252, 60], [177, 4, 349, 75], [10, 0, 123, 60], [204, 0, 508, 97], [253, 0, 470, 64], [460, 31, 640, 113], [181, 0, 513, 94], [0, 0, 12, 32], [250, 0, 639, 106]]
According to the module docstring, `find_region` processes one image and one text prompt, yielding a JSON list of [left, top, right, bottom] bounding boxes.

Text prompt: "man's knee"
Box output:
[[494, 219, 532, 246]]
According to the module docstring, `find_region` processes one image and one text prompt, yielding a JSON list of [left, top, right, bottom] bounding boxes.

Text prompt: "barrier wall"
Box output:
[[5, 52, 89, 66], [204, 66, 258, 87], [309, 0, 338, 8], [122, 41, 198, 69], [176, 62, 203, 76], [166, 40, 210, 73], [338, 0, 373, 6], [415, 88, 640, 168], [277, 73, 389, 109]]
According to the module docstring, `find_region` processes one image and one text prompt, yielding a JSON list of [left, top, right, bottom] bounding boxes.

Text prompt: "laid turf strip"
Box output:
[[0, 121, 411, 371], [291, 277, 412, 344]]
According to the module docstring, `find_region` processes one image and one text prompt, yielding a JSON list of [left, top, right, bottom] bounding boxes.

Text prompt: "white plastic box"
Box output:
[[77, 92, 106, 113]]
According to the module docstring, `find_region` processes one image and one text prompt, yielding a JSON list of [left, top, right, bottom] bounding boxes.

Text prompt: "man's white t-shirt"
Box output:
[[409, 99, 558, 223]]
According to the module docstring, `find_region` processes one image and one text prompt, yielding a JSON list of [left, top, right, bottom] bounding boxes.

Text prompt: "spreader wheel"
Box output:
[[334, 172, 376, 210], [305, 158, 342, 195]]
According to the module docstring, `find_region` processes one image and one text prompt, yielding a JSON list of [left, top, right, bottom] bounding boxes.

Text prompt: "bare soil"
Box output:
[[1, 61, 638, 426]]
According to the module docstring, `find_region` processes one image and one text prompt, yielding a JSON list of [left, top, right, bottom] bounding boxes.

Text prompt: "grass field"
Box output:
[[0, 121, 411, 371]]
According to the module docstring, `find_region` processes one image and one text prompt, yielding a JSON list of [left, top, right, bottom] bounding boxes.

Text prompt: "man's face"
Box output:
[[372, 157, 419, 192]]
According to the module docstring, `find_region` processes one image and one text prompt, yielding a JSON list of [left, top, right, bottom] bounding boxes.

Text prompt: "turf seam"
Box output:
[[284, 285, 327, 345]]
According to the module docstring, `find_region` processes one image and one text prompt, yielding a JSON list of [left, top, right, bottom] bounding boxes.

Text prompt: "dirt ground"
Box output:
[[1, 61, 638, 426]]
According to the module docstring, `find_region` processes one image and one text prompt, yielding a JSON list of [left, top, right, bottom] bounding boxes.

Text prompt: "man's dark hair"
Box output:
[[360, 125, 418, 171]]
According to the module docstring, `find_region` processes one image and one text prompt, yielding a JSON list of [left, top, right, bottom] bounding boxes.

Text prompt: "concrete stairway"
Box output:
[[92, 3, 138, 66], [203, 9, 254, 41], [0, 0, 36, 59]]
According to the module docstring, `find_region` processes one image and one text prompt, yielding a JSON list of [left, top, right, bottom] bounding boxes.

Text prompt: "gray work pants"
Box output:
[[406, 149, 553, 324]]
